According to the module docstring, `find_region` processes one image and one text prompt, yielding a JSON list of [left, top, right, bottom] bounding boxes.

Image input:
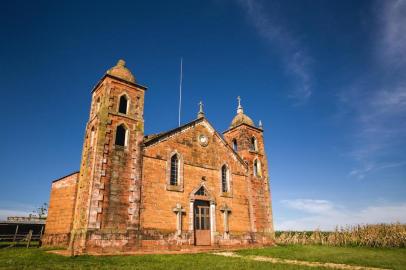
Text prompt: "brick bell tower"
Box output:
[[70, 60, 147, 255], [223, 97, 274, 243]]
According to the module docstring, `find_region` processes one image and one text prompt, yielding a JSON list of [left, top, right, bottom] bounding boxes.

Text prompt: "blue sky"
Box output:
[[0, 0, 405, 230]]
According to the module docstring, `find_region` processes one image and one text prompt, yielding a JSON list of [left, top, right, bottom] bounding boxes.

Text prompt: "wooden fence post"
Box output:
[[38, 225, 44, 247], [13, 225, 19, 245], [26, 230, 33, 248]]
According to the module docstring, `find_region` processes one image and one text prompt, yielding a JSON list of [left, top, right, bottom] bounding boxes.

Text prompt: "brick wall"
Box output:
[[141, 120, 255, 247], [224, 124, 274, 238], [42, 172, 78, 247], [69, 76, 145, 254]]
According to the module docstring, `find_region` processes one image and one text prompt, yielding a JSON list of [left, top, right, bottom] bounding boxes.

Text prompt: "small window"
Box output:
[[115, 124, 127, 146], [90, 127, 95, 147], [119, 95, 128, 114], [170, 154, 179, 185], [221, 165, 229, 193], [96, 97, 100, 112], [232, 139, 238, 151], [254, 159, 262, 177], [250, 137, 258, 151]]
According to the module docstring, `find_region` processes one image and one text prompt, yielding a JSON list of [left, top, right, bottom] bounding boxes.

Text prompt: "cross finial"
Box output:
[[197, 101, 205, 119], [237, 96, 243, 114], [259, 120, 263, 130]]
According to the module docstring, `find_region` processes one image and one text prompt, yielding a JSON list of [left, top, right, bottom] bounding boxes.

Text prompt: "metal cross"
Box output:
[[199, 101, 203, 113]]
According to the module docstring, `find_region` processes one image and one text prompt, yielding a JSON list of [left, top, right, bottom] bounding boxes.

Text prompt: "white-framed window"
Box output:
[[118, 94, 129, 114], [96, 97, 100, 112], [250, 137, 258, 151], [115, 124, 128, 147], [232, 139, 238, 151], [221, 165, 230, 193], [170, 154, 180, 186], [253, 159, 262, 177], [90, 127, 95, 147], [166, 151, 184, 191]]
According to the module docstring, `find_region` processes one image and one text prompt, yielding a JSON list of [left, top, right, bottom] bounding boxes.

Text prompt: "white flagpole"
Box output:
[[178, 57, 183, 127]]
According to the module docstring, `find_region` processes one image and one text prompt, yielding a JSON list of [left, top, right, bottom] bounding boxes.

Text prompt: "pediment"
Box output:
[[190, 182, 214, 202], [143, 118, 247, 170]]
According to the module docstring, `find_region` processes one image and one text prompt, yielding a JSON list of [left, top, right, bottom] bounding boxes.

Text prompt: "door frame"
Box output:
[[188, 183, 216, 246], [193, 200, 211, 245]]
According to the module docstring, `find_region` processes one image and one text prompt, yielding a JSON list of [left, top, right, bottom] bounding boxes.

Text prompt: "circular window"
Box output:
[[198, 134, 209, 147]]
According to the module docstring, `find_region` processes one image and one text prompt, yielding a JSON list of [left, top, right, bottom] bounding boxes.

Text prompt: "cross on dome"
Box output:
[[237, 96, 243, 114], [229, 96, 255, 129]]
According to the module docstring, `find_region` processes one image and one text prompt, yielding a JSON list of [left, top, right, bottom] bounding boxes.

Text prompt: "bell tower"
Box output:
[[70, 60, 147, 254], [223, 97, 274, 243]]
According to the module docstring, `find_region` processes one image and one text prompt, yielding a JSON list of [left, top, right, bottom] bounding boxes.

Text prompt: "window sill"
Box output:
[[166, 185, 184, 192], [220, 192, 233, 198], [114, 145, 129, 151]]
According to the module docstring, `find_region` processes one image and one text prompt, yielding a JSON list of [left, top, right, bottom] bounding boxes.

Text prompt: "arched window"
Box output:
[[115, 124, 128, 146], [254, 159, 262, 177], [251, 137, 258, 151], [118, 95, 128, 114], [170, 154, 179, 186], [90, 127, 95, 147], [96, 97, 100, 112], [232, 139, 238, 151], [221, 165, 229, 193]]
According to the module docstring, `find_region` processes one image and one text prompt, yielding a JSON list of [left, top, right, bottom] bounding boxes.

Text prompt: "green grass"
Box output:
[[0, 247, 322, 270], [237, 245, 406, 270], [0, 245, 405, 270], [0, 242, 40, 248]]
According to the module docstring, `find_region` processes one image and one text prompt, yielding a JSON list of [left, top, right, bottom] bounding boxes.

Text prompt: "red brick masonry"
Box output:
[[42, 60, 274, 255]]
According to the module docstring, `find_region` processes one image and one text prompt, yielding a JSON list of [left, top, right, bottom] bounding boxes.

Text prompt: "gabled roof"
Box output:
[[143, 117, 247, 168], [143, 118, 203, 146]]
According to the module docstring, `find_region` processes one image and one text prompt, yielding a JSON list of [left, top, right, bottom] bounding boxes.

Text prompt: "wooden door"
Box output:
[[194, 200, 211, 245]]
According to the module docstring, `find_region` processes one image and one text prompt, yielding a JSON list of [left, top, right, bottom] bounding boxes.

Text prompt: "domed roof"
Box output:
[[106, 59, 136, 83], [229, 96, 255, 129], [230, 112, 255, 128]]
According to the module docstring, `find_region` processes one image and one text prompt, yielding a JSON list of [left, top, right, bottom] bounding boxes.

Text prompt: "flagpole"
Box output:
[[178, 57, 183, 127]]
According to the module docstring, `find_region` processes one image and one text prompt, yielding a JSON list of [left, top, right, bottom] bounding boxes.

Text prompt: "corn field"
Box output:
[[276, 223, 406, 248]]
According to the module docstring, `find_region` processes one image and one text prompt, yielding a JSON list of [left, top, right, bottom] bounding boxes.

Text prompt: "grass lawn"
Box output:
[[237, 245, 406, 270], [0, 245, 404, 270], [0, 247, 322, 270]]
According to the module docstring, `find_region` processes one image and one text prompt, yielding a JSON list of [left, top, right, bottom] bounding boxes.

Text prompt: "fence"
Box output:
[[0, 223, 45, 248]]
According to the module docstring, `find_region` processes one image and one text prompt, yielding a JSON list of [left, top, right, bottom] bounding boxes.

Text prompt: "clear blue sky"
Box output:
[[1, 0, 405, 230]]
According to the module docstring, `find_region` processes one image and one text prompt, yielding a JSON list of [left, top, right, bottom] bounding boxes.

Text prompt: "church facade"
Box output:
[[42, 60, 274, 255]]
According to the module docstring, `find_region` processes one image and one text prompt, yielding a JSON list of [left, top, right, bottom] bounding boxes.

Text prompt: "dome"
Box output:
[[229, 96, 256, 129], [106, 59, 136, 83], [230, 112, 255, 129]]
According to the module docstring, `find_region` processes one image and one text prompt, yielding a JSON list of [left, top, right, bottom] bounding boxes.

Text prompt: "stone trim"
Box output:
[[117, 92, 130, 115], [189, 182, 216, 203], [166, 150, 184, 192], [219, 163, 233, 198], [113, 122, 130, 149], [253, 158, 263, 178]]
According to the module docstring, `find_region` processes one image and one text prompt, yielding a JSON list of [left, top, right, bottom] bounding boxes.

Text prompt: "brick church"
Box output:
[[42, 60, 274, 254]]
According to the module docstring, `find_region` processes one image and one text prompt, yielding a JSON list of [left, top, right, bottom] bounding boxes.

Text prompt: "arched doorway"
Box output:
[[189, 184, 216, 246], [194, 200, 210, 245]]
